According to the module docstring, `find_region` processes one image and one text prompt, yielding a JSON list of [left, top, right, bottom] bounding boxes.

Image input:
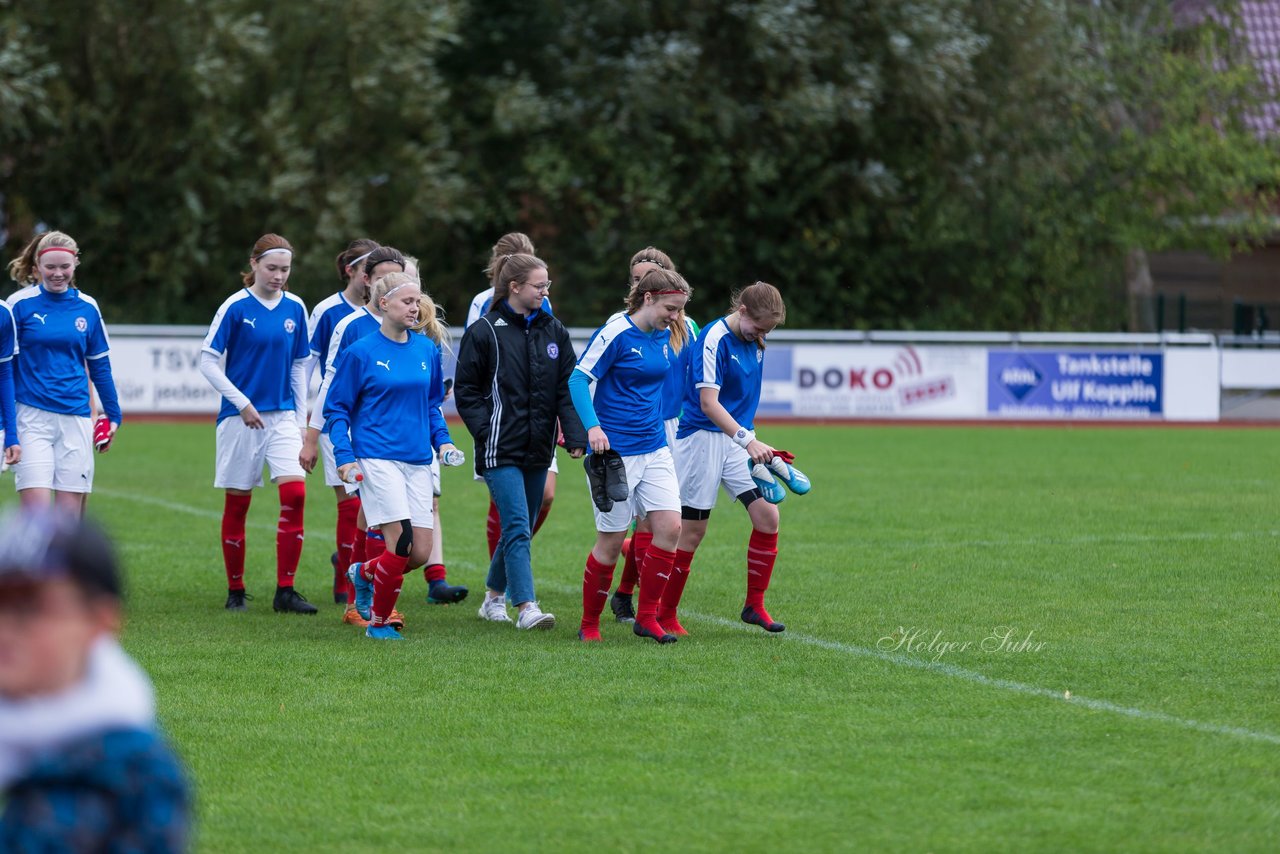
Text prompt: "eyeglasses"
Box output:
[[528, 281, 552, 293]]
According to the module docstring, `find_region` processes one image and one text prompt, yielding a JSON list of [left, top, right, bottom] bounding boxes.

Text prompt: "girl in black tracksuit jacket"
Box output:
[[454, 253, 586, 629]]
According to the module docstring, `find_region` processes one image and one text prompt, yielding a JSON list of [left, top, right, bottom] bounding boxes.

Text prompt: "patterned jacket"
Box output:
[[1, 727, 190, 853]]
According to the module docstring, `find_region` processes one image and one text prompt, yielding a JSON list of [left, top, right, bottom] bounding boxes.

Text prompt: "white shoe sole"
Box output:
[[518, 613, 556, 630]]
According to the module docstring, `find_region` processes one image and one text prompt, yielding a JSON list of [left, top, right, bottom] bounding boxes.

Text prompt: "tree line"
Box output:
[[2, 0, 1276, 330]]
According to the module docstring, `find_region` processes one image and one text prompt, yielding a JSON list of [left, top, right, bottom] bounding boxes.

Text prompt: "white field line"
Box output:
[[540, 580, 1280, 748], [100, 488, 1280, 747]]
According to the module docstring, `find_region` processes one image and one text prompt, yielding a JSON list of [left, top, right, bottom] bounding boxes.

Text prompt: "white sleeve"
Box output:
[[302, 350, 320, 392], [291, 357, 308, 431], [199, 351, 250, 412], [310, 371, 332, 431]]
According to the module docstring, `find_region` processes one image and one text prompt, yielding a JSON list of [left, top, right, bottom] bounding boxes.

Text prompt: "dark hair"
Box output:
[[0, 509, 121, 600], [363, 246, 406, 277], [335, 238, 380, 284]]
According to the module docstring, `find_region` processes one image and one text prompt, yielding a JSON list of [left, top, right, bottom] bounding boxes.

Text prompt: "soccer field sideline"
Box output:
[[95, 482, 1280, 751]]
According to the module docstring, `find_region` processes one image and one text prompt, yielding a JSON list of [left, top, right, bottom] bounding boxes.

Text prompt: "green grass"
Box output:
[[39, 423, 1280, 851]]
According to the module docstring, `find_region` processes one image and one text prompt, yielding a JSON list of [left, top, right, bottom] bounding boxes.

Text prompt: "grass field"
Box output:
[[30, 421, 1280, 851]]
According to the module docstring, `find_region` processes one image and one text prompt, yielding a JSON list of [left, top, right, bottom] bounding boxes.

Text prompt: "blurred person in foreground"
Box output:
[[0, 508, 190, 852]]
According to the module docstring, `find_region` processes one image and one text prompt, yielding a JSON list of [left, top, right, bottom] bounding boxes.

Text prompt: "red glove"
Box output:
[[93, 417, 113, 453], [772, 449, 796, 463]]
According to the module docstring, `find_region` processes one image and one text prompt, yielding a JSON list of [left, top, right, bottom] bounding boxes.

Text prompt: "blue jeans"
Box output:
[[482, 466, 548, 607]]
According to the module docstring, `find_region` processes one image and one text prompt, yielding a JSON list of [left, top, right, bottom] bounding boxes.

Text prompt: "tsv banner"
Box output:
[[987, 351, 1163, 418]]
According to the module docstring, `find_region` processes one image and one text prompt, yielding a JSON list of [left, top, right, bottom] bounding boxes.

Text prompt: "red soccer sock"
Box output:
[[370, 551, 410, 626], [221, 493, 252, 590], [531, 502, 551, 538], [366, 529, 386, 563], [351, 526, 367, 566], [617, 530, 651, 596], [275, 482, 306, 588], [635, 545, 676, 637], [423, 563, 446, 584], [336, 497, 360, 598], [658, 548, 696, 635], [579, 552, 616, 640], [485, 500, 502, 559], [745, 529, 779, 619]]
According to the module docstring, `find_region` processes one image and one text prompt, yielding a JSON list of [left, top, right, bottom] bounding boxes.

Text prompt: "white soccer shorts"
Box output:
[[357, 457, 435, 529], [590, 446, 681, 533], [13, 404, 94, 493], [214, 410, 306, 490], [675, 429, 756, 510]]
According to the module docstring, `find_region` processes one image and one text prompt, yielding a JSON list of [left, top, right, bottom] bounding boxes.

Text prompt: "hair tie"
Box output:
[[345, 250, 375, 270], [256, 247, 292, 260]]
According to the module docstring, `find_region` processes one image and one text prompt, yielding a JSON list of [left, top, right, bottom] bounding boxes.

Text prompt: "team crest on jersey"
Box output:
[[74, 316, 87, 332], [284, 318, 296, 333], [547, 343, 559, 359]]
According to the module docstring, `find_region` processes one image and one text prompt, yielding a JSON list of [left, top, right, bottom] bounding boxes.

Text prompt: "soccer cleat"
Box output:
[[741, 605, 785, 633], [658, 615, 689, 637], [602, 449, 629, 502], [749, 462, 787, 505], [273, 587, 318, 615], [347, 563, 373, 620], [225, 589, 250, 611], [633, 619, 678, 644], [331, 551, 348, 604], [584, 455, 614, 512], [609, 591, 636, 623], [341, 605, 369, 627], [388, 609, 405, 630], [578, 626, 603, 642], [766, 450, 810, 495], [427, 580, 469, 605], [516, 602, 556, 630], [365, 624, 404, 641], [478, 594, 513, 623]]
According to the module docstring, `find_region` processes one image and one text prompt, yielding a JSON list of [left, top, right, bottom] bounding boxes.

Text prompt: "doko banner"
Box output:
[[778, 344, 988, 418], [987, 351, 1163, 418]]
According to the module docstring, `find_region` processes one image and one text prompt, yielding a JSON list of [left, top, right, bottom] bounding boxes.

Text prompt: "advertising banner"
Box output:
[[987, 350, 1163, 418], [783, 344, 988, 418]]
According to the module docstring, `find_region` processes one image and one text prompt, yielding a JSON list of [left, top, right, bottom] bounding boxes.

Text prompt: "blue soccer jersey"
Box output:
[[0, 302, 18, 440], [202, 290, 310, 423], [676, 317, 765, 438], [307, 291, 359, 379], [661, 316, 699, 422], [7, 285, 121, 422], [323, 331, 451, 467], [575, 314, 672, 456]]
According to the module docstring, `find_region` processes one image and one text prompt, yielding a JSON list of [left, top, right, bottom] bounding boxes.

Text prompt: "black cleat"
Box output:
[[609, 591, 636, 623], [602, 449, 629, 502], [427, 581, 469, 604], [273, 587, 318, 615], [741, 606, 785, 633], [585, 455, 613, 512], [225, 589, 250, 611], [633, 620, 678, 644]]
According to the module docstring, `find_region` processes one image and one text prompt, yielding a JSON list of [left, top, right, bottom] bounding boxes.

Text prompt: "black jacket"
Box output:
[[454, 300, 587, 473]]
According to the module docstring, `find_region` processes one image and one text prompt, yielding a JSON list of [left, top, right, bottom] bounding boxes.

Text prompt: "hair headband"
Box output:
[[652, 289, 686, 296], [255, 247, 292, 260], [635, 258, 666, 269], [345, 250, 375, 270], [381, 282, 416, 301], [38, 246, 77, 258]]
